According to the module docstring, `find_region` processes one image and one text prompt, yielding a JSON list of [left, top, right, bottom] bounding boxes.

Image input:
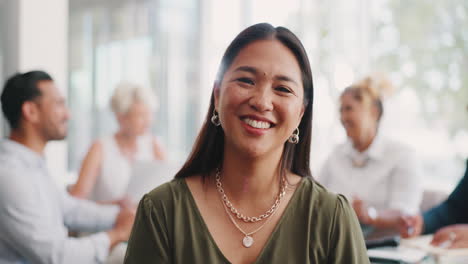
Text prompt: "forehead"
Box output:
[[128, 101, 151, 112], [227, 39, 302, 80], [340, 92, 359, 104]]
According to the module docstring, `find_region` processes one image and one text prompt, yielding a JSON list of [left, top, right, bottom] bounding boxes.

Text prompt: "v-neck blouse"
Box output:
[[124, 177, 369, 264]]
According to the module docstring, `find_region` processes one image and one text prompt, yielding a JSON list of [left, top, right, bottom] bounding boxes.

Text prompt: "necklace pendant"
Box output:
[[243, 235, 254, 248]]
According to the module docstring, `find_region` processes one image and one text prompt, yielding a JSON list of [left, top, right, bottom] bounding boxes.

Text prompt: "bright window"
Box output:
[[68, 0, 201, 175], [68, 0, 468, 189], [0, 0, 6, 136]]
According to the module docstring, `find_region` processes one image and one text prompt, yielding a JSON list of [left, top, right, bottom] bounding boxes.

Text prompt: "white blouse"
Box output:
[[90, 134, 155, 202], [318, 135, 423, 214]]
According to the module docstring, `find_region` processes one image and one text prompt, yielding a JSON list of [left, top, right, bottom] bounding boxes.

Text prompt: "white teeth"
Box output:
[[243, 118, 271, 129]]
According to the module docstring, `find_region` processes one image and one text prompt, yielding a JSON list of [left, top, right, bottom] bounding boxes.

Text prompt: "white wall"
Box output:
[[5, 0, 69, 186]]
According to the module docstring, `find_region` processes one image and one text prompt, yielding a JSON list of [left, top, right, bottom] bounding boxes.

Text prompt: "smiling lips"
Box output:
[[342, 120, 353, 128], [240, 115, 276, 133], [242, 118, 271, 129]]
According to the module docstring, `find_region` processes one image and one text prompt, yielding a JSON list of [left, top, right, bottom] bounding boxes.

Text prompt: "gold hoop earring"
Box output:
[[288, 128, 299, 144]]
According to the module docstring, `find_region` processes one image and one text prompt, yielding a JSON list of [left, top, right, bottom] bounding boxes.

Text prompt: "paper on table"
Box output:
[[367, 246, 427, 263], [401, 235, 468, 256], [401, 235, 468, 264]]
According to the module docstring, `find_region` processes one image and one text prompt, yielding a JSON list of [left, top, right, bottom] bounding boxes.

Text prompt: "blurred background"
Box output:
[[0, 0, 467, 192]]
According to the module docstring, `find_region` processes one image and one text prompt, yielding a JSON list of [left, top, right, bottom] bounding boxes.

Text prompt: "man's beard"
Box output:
[[42, 123, 67, 141]]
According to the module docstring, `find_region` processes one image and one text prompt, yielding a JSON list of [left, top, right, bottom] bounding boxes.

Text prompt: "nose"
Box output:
[[248, 85, 273, 112]]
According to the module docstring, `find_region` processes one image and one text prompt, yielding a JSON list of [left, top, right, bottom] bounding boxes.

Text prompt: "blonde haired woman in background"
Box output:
[[69, 82, 166, 203], [319, 74, 423, 235]]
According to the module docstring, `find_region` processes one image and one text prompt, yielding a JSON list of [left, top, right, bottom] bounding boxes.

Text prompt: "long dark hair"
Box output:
[[175, 23, 314, 180]]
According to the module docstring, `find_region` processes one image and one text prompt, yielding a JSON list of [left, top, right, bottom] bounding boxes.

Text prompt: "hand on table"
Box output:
[[431, 224, 468, 249], [352, 196, 373, 225], [398, 214, 423, 238]]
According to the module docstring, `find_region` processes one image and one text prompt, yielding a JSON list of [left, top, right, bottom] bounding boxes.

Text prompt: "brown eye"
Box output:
[[237, 77, 255, 85], [275, 86, 292, 93]]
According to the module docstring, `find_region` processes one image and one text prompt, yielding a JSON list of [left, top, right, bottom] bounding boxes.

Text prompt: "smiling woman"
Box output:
[[214, 39, 305, 160], [319, 74, 423, 235], [124, 23, 370, 264]]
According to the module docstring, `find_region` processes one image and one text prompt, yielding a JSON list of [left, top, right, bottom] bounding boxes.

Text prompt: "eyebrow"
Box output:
[[233, 66, 299, 86], [233, 66, 258, 75], [275, 75, 298, 86]]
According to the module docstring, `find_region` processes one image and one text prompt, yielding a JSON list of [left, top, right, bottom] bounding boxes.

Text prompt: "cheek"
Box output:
[[346, 111, 359, 123], [122, 118, 136, 129], [219, 85, 248, 115], [361, 115, 375, 128], [134, 117, 145, 127], [147, 113, 154, 123], [50, 108, 63, 123], [139, 113, 150, 125], [281, 100, 303, 124], [60, 107, 68, 119]]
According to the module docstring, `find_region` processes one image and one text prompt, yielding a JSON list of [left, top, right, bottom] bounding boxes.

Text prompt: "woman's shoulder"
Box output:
[[300, 177, 339, 198], [299, 177, 352, 215], [303, 180, 368, 262], [142, 179, 188, 208], [145, 178, 187, 203]]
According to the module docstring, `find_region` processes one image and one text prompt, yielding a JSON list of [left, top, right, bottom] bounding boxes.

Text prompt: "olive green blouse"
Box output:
[[124, 177, 370, 263]]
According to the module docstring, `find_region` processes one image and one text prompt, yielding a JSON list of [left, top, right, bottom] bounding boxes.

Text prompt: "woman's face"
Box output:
[[117, 101, 153, 136], [339, 93, 377, 142], [214, 39, 305, 158]]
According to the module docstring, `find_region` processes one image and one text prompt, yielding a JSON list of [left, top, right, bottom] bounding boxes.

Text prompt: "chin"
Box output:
[[58, 127, 68, 138], [227, 139, 261, 158], [240, 141, 280, 159], [244, 148, 268, 158], [48, 134, 67, 141], [345, 130, 355, 139], [57, 131, 68, 140], [45, 127, 67, 141]]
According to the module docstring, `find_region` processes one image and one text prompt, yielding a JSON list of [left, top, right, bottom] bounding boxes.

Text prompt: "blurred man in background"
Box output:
[[0, 70, 134, 264]]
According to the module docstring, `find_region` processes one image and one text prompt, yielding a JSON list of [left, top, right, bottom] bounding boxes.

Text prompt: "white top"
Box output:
[[319, 135, 423, 214], [90, 134, 155, 201], [0, 139, 119, 264]]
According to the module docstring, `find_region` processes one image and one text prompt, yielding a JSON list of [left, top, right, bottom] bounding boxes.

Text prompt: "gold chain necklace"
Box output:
[[215, 168, 286, 247], [215, 169, 286, 223], [220, 194, 279, 248]]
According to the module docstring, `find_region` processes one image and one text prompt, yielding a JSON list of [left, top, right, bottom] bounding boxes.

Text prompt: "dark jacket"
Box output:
[[423, 159, 468, 234]]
